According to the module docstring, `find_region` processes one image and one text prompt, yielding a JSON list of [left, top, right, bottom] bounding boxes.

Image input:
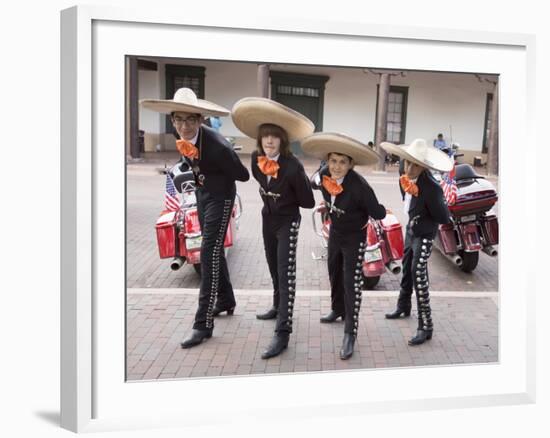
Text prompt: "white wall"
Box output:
[[138, 60, 496, 153], [269, 64, 379, 143], [138, 69, 161, 133], [392, 71, 495, 151]]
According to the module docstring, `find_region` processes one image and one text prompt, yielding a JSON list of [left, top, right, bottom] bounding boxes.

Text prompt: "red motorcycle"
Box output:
[[311, 204, 404, 289], [435, 163, 498, 272], [155, 162, 242, 276]]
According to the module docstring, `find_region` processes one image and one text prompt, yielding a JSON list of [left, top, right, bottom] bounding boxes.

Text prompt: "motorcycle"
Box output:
[[434, 163, 499, 272], [310, 170, 404, 290], [154, 160, 242, 276]]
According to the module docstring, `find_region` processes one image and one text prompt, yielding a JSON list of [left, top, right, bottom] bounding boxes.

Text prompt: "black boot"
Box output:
[[212, 304, 235, 316], [340, 333, 356, 360], [408, 329, 433, 346], [256, 306, 278, 320], [261, 332, 289, 359], [180, 329, 212, 349], [385, 307, 411, 319], [320, 310, 345, 323]]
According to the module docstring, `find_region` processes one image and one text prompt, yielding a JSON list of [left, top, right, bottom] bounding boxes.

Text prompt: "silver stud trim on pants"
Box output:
[[205, 199, 232, 329]]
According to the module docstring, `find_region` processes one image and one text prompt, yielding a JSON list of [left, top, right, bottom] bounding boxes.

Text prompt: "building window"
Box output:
[[270, 71, 329, 133], [276, 85, 320, 97], [173, 76, 202, 95], [375, 85, 408, 145], [386, 90, 405, 143], [482, 93, 493, 154], [165, 64, 205, 133]]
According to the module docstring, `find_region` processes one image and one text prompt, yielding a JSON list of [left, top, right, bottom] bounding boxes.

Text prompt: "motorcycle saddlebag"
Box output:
[[380, 214, 404, 260], [438, 223, 458, 254], [180, 208, 200, 257], [155, 211, 178, 259], [481, 214, 499, 246], [223, 215, 234, 248], [178, 208, 234, 258]]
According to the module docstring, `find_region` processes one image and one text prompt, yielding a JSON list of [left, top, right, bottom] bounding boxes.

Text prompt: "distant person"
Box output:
[[433, 133, 447, 150], [209, 116, 222, 132]]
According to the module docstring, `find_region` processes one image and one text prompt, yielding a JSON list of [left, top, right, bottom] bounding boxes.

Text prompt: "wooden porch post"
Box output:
[[257, 64, 270, 98], [487, 80, 499, 176], [128, 56, 141, 159], [375, 73, 391, 171]]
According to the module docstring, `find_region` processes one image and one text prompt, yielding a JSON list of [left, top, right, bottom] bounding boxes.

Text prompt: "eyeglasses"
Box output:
[[173, 116, 200, 125]]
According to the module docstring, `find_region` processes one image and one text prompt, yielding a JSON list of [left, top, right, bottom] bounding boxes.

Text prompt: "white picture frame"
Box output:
[[60, 5, 536, 433]]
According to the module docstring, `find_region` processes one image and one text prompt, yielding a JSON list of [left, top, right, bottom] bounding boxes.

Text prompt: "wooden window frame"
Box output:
[[374, 85, 409, 145], [164, 64, 205, 133], [270, 71, 329, 131], [482, 92, 493, 154]]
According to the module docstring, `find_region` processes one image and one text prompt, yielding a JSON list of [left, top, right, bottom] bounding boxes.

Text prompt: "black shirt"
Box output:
[[182, 125, 250, 199], [319, 167, 386, 233], [405, 170, 451, 238], [251, 150, 315, 217]]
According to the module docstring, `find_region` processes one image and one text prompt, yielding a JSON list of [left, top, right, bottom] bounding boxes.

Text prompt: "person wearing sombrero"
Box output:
[[380, 139, 452, 346], [141, 88, 250, 349], [232, 97, 316, 359], [302, 133, 386, 360]]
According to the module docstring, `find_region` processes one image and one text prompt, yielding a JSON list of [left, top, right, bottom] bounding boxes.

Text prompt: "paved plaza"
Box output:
[[126, 152, 499, 380]]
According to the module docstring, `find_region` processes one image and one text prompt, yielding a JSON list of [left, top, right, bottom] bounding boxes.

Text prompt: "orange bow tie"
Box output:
[[400, 175, 419, 197], [322, 175, 344, 196], [176, 139, 199, 159], [257, 156, 280, 178]]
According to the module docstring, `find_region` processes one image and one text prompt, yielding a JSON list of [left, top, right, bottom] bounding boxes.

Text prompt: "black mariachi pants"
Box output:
[[193, 189, 236, 331], [397, 225, 434, 331], [327, 229, 366, 335], [262, 214, 301, 334]]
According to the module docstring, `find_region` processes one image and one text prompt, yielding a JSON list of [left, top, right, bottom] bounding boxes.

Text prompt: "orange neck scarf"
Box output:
[[257, 156, 280, 178], [176, 139, 199, 160], [400, 175, 419, 197], [322, 175, 344, 196]]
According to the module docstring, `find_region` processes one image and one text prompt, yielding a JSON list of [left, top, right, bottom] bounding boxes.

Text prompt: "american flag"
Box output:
[[440, 165, 457, 206], [164, 173, 181, 211]]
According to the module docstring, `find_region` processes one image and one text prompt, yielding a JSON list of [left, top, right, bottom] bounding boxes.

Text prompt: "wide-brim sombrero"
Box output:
[[380, 138, 453, 172], [301, 132, 381, 166], [231, 97, 315, 142], [140, 87, 230, 117]]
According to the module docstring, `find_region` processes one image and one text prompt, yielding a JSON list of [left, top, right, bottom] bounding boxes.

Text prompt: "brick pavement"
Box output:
[[126, 153, 498, 380], [126, 289, 498, 380], [126, 153, 499, 292]]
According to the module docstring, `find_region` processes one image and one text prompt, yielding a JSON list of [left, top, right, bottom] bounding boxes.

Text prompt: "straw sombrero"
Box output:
[[231, 97, 314, 142], [380, 138, 453, 172], [301, 132, 381, 166], [140, 87, 230, 117]]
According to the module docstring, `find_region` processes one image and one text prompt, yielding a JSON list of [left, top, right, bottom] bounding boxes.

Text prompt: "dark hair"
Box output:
[[256, 124, 291, 157], [327, 152, 353, 164]]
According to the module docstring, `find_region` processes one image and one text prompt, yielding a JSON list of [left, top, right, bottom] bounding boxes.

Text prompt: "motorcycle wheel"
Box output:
[[459, 250, 479, 273], [362, 275, 380, 290], [193, 263, 201, 276]]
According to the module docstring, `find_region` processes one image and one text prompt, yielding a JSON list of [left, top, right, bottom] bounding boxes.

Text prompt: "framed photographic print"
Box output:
[[61, 5, 536, 433]]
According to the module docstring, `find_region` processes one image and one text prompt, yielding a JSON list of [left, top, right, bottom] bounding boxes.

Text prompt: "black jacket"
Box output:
[[318, 167, 386, 233], [180, 125, 250, 198], [405, 170, 451, 238], [251, 151, 315, 217]]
